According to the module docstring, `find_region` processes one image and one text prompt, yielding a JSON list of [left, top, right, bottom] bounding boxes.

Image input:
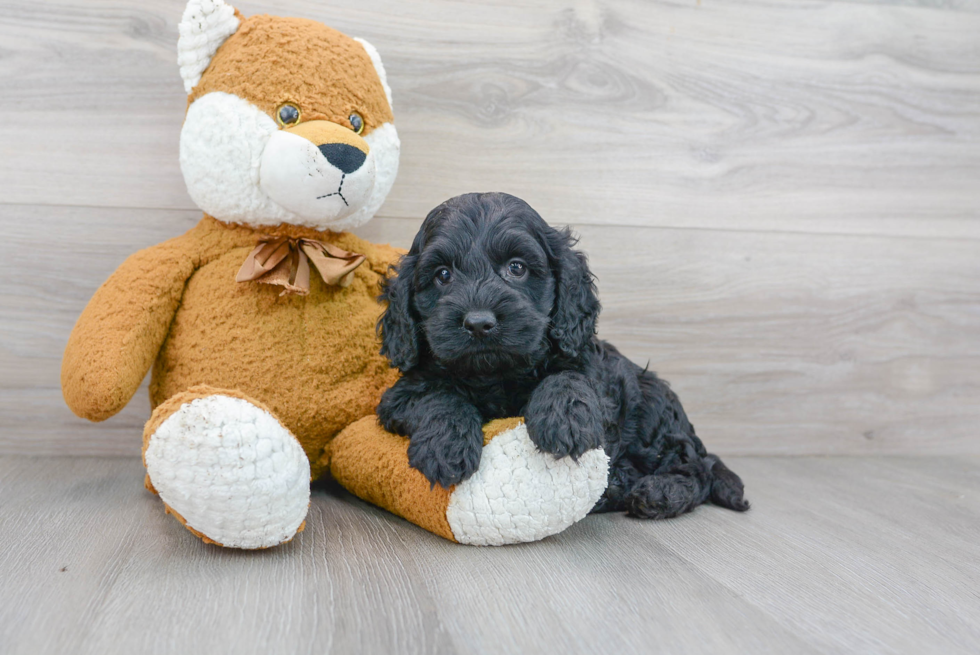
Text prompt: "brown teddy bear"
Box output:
[[61, 0, 608, 549]]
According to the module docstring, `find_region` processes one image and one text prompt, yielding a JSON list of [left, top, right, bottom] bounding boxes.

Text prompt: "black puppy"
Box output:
[[376, 192, 748, 519]]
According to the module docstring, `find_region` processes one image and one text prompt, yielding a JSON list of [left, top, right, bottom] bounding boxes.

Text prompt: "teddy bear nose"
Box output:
[[463, 311, 497, 337], [318, 143, 366, 174]]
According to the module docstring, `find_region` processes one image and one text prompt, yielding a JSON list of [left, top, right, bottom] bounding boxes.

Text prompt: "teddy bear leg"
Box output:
[[328, 417, 610, 545], [142, 386, 311, 549]]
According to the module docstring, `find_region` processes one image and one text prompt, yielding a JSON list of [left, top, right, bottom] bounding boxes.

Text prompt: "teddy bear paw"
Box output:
[[144, 394, 311, 549]]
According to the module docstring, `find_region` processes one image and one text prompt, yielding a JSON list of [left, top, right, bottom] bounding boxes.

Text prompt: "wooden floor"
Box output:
[[1, 455, 978, 655]]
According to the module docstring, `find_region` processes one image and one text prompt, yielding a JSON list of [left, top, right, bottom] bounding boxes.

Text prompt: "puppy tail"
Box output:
[[706, 454, 750, 512]]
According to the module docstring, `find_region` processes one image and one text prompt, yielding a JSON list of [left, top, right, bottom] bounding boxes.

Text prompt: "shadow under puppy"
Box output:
[[377, 192, 749, 519]]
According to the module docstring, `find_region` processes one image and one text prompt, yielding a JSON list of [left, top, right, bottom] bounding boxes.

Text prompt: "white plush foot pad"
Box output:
[[446, 422, 610, 546], [144, 395, 311, 549]]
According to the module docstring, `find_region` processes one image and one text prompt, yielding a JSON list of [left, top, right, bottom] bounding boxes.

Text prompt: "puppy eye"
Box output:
[[434, 267, 453, 286], [507, 260, 527, 278], [277, 103, 301, 127], [349, 112, 364, 134]]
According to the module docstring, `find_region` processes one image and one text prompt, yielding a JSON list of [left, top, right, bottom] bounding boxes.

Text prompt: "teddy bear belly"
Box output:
[[148, 252, 399, 477]]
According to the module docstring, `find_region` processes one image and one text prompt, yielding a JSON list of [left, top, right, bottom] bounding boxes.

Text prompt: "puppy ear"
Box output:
[[548, 228, 600, 358], [378, 254, 420, 371]]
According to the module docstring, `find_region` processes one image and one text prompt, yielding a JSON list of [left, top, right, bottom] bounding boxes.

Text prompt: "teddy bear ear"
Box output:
[[353, 37, 394, 111], [177, 0, 241, 94]]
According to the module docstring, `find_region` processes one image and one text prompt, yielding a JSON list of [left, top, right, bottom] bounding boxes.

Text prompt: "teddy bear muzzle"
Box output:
[[259, 119, 376, 222]]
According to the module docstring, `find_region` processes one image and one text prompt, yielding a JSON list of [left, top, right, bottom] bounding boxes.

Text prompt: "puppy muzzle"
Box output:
[[425, 280, 549, 372]]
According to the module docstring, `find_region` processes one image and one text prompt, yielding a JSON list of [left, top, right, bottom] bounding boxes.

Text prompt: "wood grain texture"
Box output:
[[3, 206, 978, 456], [1, 0, 979, 456], [0, 0, 978, 237], [3, 4, 978, 653], [1, 455, 978, 654]]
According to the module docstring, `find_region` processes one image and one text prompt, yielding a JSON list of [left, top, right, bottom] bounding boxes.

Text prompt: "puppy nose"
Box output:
[[463, 311, 497, 337], [318, 143, 366, 174]]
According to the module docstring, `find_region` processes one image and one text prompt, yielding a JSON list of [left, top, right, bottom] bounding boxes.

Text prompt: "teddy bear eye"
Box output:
[[434, 267, 452, 286], [349, 112, 364, 134], [277, 103, 300, 127]]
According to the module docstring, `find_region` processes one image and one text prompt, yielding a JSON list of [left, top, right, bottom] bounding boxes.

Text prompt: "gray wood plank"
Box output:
[[1, 455, 978, 654], [0, 0, 978, 238], [5, 204, 978, 456], [647, 457, 980, 654]]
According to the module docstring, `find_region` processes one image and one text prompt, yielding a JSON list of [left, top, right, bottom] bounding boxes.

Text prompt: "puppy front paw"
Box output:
[[525, 397, 604, 461], [407, 421, 484, 489]]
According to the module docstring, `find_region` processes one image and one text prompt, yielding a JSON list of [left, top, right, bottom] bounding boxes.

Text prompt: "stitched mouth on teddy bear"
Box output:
[[259, 128, 376, 222], [316, 173, 348, 206]]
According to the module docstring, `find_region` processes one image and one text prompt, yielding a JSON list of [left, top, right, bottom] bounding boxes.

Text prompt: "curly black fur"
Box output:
[[377, 192, 749, 519]]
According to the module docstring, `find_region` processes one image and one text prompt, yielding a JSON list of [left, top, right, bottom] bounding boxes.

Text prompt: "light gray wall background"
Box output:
[[2, 0, 978, 457]]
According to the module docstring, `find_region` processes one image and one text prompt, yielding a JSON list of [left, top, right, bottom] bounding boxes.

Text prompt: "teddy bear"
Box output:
[[61, 0, 609, 549]]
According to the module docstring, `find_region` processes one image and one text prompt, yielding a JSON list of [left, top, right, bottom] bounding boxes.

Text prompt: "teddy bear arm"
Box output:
[[61, 241, 198, 422]]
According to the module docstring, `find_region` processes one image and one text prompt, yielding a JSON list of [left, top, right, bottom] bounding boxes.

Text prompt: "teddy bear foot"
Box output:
[[330, 417, 610, 545], [142, 387, 311, 549], [445, 419, 610, 545]]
